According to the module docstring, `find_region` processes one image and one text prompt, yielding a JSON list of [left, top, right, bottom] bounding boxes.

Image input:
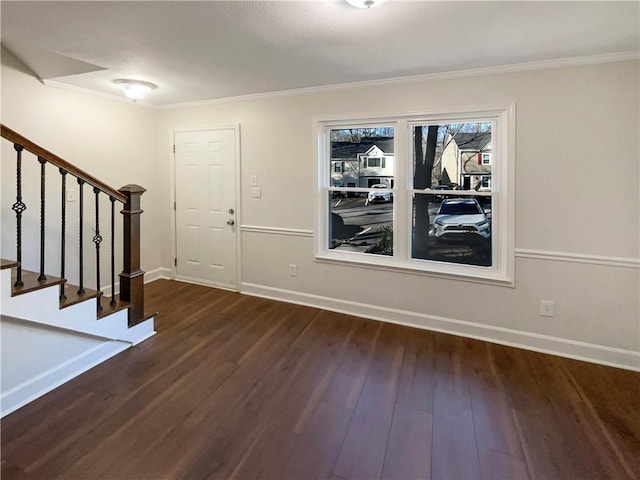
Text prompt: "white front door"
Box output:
[[174, 128, 238, 289]]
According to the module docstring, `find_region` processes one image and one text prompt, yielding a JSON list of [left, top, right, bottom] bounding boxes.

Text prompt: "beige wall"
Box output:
[[1, 50, 163, 287], [158, 60, 639, 368], [1, 51, 637, 368]]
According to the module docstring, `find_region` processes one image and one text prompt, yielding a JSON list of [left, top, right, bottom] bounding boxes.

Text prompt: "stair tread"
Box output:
[[97, 294, 130, 319], [1, 258, 19, 270], [5, 266, 143, 326], [11, 269, 65, 297], [59, 284, 102, 309]]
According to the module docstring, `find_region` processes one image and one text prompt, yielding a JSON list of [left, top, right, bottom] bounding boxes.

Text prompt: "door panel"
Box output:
[[174, 128, 237, 288]]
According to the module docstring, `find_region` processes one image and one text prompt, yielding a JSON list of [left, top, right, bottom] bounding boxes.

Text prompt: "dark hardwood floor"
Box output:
[[2, 279, 639, 480]]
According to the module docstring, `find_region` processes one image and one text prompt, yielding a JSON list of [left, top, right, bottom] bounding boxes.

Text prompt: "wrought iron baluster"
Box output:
[[37, 157, 47, 282], [60, 169, 67, 300], [93, 187, 103, 313], [110, 197, 116, 306], [12, 144, 26, 287], [78, 178, 85, 295]]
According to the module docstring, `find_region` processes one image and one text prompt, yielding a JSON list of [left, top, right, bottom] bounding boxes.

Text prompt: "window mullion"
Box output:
[[317, 109, 513, 285], [394, 120, 408, 261]]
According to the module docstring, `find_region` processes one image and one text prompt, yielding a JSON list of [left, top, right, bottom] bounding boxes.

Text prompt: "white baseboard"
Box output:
[[240, 282, 640, 372], [102, 267, 172, 296], [174, 275, 237, 292], [145, 267, 172, 283], [1, 340, 130, 418], [118, 317, 156, 345]]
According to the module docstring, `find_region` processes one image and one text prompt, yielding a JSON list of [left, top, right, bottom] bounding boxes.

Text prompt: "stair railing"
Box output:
[[1, 125, 147, 327]]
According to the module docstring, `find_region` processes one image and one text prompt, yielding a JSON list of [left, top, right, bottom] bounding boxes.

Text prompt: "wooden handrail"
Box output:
[[1, 124, 127, 204], [3, 125, 148, 326]]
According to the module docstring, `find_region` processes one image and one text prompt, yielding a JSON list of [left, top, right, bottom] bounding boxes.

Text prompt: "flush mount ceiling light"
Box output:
[[346, 0, 385, 8], [114, 79, 156, 101]]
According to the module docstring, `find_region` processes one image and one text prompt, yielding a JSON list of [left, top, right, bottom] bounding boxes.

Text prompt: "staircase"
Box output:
[[0, 125, 155, 417]]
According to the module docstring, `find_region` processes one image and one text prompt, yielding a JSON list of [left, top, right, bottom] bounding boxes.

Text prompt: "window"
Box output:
[[316, 108, 514, 284], [482, 152, 491, 165], [333, 162, 343, 173], [366, 157, 383, 168]]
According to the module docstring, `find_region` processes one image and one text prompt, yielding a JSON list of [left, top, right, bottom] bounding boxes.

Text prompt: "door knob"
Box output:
[[228, 208, 235, 214], [227, 219, 235, 225]]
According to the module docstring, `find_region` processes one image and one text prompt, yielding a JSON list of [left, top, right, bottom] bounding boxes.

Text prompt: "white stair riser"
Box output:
[[1, 272, 94, 322], [119, 318, 155, 345], [0, 269, 155, 343]]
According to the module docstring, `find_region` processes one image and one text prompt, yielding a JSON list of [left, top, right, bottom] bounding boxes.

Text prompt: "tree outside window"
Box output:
[[317, 108, 513, 284]]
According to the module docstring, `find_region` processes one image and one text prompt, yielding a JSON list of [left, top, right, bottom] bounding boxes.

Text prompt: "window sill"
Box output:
[[314, 253, 514, 288]]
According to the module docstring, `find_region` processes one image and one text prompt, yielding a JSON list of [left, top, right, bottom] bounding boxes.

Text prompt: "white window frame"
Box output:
[[482, 152, 492, 165], [314, 106, 515, 286]]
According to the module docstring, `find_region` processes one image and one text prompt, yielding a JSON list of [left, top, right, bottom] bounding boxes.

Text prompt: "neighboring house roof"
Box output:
[[452, 132, 491, 151], [331, 137, 394, 159]]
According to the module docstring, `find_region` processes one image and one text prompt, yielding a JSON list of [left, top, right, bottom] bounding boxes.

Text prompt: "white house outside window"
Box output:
[[315, 108, 514, 285]]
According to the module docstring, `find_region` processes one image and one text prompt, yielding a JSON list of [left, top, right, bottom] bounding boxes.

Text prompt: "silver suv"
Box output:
[[431, 198, 490, 241], [366, 184, 392, 204]]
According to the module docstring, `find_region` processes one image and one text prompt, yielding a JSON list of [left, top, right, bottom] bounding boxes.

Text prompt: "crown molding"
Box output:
[[160, 50, 639, 109], [42, 79, 158, 109], [39, 50, 637, 109]]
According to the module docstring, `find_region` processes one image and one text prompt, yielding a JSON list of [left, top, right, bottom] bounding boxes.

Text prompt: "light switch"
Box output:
[[250, 175, 258, 187], [66, 189, 77, 202], [250, 187, 262, 198]]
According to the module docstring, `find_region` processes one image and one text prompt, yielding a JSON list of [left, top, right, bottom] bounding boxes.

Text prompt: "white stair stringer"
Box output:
[[0, 268, 155, 344], [0, 314, 131, 417], [0, 267, 156, 417]]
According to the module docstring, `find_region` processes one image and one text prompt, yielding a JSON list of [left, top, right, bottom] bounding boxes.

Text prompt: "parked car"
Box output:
[[367, 184, 392, 204], [430, 185, 450, 202], [431, 198, 490, 241]]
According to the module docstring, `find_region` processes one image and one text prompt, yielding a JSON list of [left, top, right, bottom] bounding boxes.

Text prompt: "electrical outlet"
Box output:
[[250, 187, 262, 198], [540, 300, 554, 317], [66, 189, 77, 202], [288, 264, 297, 277]]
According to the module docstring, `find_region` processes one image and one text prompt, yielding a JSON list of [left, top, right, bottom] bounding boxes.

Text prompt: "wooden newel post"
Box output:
[[119, 184, 146, 327]]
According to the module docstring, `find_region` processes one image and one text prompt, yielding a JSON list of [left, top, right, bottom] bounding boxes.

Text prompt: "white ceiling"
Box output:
[[2, 1, 638, 106]]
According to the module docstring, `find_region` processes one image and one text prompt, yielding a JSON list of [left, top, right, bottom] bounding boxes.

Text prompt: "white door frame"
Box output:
[[169, 124, 242, 291]]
